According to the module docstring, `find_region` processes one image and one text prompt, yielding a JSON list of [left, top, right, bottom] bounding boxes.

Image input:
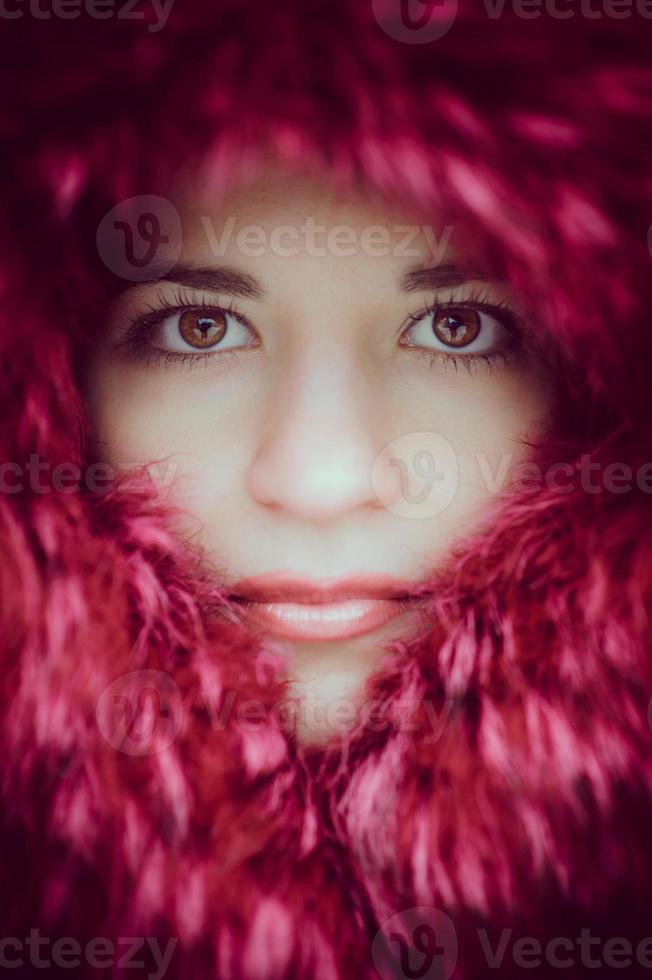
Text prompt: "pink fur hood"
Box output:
[[1, 1, 652, 977]]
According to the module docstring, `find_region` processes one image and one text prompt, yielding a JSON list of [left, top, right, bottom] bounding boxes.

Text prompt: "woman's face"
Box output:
[[87, 162, 552, 740]]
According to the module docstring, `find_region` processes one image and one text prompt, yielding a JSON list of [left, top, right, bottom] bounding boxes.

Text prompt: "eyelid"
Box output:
[[114, 287, 260, 353], [399, 300, 524, 359], [403, 289, 523, 334], [397, 289, 526, 371], [113, 283, 526, 371]]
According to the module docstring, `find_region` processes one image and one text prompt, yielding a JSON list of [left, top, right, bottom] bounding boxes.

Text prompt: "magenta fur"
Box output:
[[1, 2, 652, 977]]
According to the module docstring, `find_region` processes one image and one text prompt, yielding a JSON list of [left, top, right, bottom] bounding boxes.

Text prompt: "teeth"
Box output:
[[262, 600, 376, 623]]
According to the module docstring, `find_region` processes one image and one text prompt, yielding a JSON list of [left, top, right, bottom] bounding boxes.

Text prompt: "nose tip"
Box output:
[[248, 422, 384, 523]]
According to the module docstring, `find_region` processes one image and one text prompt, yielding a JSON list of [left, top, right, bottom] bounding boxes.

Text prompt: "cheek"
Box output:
[[397, 361, 552, 532], [86, 362, 255, 525]]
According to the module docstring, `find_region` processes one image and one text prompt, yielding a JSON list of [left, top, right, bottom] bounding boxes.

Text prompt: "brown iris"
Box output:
[[432, 308, 481, 348], [179, 309, 227, 349]]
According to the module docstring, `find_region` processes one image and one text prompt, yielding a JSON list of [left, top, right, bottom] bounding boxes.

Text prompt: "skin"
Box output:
[[86, 160, 553, 743]]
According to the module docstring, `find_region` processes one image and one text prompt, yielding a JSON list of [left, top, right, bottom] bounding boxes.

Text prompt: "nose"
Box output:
[[247, 352, 392, 523]]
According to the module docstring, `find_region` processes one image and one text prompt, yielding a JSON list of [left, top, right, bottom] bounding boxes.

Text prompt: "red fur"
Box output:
[[1, 2, 652, 977]]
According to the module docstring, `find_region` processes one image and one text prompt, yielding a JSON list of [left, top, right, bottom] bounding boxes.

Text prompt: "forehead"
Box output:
[[171, 160, 457, 288], [176, 154, 434, 221]]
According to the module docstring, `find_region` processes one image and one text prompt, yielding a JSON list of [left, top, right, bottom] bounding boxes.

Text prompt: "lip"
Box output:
[[227, 572, 422, 641]]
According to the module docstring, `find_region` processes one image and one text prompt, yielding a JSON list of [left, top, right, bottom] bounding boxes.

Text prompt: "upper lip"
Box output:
[[227, 572, 417, 604]]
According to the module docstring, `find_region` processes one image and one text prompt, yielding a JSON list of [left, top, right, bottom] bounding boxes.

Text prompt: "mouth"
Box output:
[[226, 572, 423, 642]]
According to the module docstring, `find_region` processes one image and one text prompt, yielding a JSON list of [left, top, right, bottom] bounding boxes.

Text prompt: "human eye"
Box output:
[[113, 287, 260, 368], [399, 289, 524, 371]]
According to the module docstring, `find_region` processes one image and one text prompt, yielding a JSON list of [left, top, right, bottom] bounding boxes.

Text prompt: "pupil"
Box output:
[[445, 316, 463, 339]]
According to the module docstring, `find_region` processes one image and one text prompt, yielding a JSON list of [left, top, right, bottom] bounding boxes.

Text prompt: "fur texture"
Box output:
[[1, 1, 652, 977]]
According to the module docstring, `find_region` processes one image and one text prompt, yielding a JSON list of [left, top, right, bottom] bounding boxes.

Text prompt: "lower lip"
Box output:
[[232, 597, 412, 641]]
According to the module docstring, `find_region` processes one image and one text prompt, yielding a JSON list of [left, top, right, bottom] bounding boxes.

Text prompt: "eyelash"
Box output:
[[116, 287, 257, 370], [401, 287, 524, 373], [116, 285, 524, 372]]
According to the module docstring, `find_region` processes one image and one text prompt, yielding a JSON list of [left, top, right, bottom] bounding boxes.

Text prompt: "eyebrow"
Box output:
[[156, 264, 266, 299], [399, 263, 492, 292], [148, 262, 488, 299]]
